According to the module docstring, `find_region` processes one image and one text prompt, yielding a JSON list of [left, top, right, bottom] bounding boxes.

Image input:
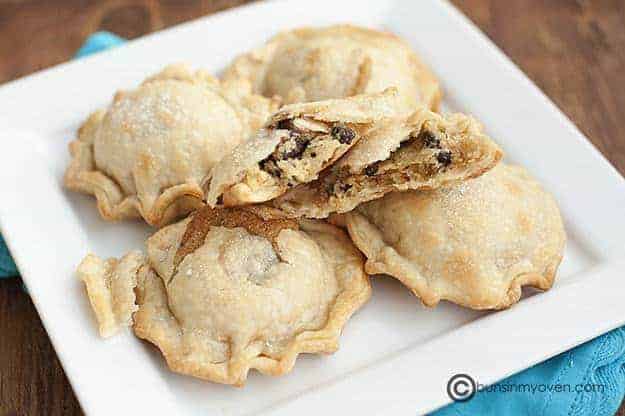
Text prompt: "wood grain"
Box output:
[[453, 0, 625, 175], [0, 1, 623, 415], [0, 280, 82, 416]]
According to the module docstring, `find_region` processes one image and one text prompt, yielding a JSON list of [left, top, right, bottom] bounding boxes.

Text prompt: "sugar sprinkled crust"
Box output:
[[76, 206, 371, 385], [224, 24, 441, 113], [274, 107, 503, 218], [64, 63, 279, 227], [205, 88, 403, 207], [77, 250, 144, 338], [340, 164, 566, 310]]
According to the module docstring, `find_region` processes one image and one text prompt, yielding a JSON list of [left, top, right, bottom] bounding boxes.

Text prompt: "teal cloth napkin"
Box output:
[[0, 234, 18, 277], [0, 31, 623, 416]]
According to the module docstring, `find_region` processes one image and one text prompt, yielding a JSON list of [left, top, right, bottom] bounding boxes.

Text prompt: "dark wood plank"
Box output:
[[453, 0, 625, 176], [0, 1, 623, 415], [0, 0, 254, 84], [0, 278, 82, 416]]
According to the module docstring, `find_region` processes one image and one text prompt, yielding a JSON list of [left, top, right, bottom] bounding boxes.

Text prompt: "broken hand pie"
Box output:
[[205, 88, 402, 207], [223, 24, 441, 112], [275, 107, 503, 218], [77, 206, 371, 385], [64, 64, 278, 226], [339, 164, 566, 310]]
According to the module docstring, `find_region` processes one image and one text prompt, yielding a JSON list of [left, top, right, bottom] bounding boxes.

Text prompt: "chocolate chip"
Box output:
[[259, 158, 281, 177], [310, 152, 317, 158], [331, 125, 356, 144], [339, 183, 353, 193], [275, 119, 292, 130], [280, 135, 310, 159], [436, 150, 452, 166], [419, 130, 441, 148], [325, 183, 335, 196], [364, 163, 379, 176]]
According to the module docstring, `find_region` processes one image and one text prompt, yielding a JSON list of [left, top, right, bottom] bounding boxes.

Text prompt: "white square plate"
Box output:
[[1, 0, 624, 414]]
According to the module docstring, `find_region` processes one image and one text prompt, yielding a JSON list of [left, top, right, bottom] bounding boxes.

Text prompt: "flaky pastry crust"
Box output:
[[205, 88, 403, 207], [340, 164, 566, 310], [77, 250, 144, 337], [64, 64, 278, 227], [275, 107, 503, 218], [77, 206, 370, 385], [223, 24, 441, 113]]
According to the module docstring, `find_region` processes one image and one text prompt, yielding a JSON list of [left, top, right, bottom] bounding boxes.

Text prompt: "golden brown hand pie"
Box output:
[[77, 206, 371, 385], [224, 24, 441, 113], [64, 64, 278, 227], [205, 88, 402, 207], [274, 107, 503, 218], [339, 164, 566, 310]]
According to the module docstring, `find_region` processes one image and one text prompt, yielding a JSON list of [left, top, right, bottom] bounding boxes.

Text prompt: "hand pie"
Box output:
[[339, 164, 566, 310], [64, 64, 278, 226], [223, 24, 441, 113], [77, 206, 371, 385], [274, 107, 503, 218], [205, 88, 402, 207]]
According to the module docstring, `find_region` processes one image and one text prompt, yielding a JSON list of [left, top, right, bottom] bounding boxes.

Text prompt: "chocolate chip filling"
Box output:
[[259, 130, 312, 178], [436, 150, 453, 167], [342, 128, 452, 190], [259, 158, 282, 178], [331, 125, 356, 144], [325, 182, 335, 196], [339, 183, 353, 193], [279, 133, 310, 159], [259, 121, 356, 179], [418, 130, 441, 149], [275, 119, 294, 130], [364, 163, 379, 176]]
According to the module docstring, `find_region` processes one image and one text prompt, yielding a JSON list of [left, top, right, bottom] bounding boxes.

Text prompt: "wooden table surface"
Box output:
[[1, 1, 624, 415]]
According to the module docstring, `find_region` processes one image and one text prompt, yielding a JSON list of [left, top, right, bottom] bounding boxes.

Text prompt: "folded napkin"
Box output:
[[435, 328, 625, 416], [0, 31, 622, 416], [0, 234, 17, 277]]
